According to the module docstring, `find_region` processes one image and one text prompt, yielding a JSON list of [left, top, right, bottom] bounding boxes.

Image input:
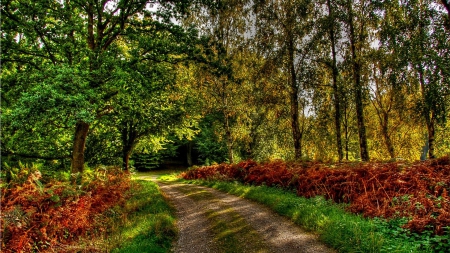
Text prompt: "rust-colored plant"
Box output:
[[1, 167, 131, 252], [182, 156, 450, 234]]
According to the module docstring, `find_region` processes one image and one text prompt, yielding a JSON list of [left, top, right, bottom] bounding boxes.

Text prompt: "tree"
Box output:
[[342, 0, 372, 161], [253, 0, 315, 159], [186, 0, 250, 163], [2, 0, 191, 176], [404, 0, 449, 158]]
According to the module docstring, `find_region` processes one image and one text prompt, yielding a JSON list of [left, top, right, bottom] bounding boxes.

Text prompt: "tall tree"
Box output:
[[253, 0, 315, 159], [324, 0, 344, 161], [343, 0, 370, 161], [406, 0, 449, 158], [186, 0, 250, 163]]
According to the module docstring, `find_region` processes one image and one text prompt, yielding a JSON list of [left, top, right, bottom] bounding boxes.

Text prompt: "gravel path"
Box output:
[[156, 181, 335, 253]]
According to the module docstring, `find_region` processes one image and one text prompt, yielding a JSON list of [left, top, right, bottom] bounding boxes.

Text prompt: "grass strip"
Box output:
[[160, 176, 437, 253], [111, 180, 177, 253]]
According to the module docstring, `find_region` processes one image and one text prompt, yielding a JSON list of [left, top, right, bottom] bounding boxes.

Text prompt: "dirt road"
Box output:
[[156, 181, 335, 253]]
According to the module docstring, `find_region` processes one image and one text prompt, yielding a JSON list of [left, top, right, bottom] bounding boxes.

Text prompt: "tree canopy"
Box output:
[[2, 0, 449, 175]]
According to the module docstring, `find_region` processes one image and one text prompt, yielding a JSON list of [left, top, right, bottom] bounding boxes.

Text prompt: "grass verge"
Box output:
[[110, 179, 177, 253], [160, 175, 442, 253]]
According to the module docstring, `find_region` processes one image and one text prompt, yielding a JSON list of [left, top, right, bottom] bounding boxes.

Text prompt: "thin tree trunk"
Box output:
[[418, 64, 436, 159], [347, 0, 369, 161], [416, 9, 436, 160], [427, 121, 436, 159], [343, 102, 350, 160], [225, 114, 234, 164], [71, 121, 89, 177], [187, 141, 193, 166], [327, 0, 343, 162], [288, 38, 302, 159], [381, 113, 395, 159]]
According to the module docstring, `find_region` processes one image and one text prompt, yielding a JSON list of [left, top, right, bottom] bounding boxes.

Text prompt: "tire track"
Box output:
[[157, 182, 335, 253]]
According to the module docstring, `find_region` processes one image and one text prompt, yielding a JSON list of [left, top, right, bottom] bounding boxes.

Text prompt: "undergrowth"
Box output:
[[177, 157, 450, 252], [1, 165, 131, 252], [1, 165, 177, 252], [183, 179, 450, 252], [182, 157, 450, 235]]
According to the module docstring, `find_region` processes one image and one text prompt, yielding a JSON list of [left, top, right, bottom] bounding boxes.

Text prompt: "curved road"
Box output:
[[152, 179, 335, 253]]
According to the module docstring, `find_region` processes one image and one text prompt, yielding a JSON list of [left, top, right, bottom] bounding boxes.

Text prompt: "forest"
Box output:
[[1, 0, 450, 252], [1, 0, 450, 172]]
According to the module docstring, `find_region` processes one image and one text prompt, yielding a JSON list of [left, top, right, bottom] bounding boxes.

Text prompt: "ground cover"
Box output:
[[181, 157, 450, 252], [110, 179, 176, 253], [1, 166, 131, 252], [0, 166, 176, 252]]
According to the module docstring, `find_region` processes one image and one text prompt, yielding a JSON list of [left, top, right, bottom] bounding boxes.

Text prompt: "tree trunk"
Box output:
[[71, 121, 90, 176], [347, 0, 369, 161], [416, 13, 436, 160], [426, 121, 436, 159], [225, 114, 234, 164], [419, 67, 436, 160], [121, 121, 138, 171], [381, 113, 395, 159], [123, 151, 131, 171], [288, 38, 302, 160], [327, 0, 343, 162], [187, 141, 193, 167]]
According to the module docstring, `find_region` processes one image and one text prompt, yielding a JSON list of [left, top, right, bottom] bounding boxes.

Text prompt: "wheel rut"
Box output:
[[157, 182, 335, 253]]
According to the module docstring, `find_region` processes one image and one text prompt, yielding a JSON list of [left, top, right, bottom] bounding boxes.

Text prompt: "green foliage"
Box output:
[[373, 218, 450, 252], [194, 115, 228, 164]]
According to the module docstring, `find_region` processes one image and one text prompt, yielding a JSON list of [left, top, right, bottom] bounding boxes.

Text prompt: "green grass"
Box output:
[[158, 175, 440, 253], [111, 179, 177, 253]]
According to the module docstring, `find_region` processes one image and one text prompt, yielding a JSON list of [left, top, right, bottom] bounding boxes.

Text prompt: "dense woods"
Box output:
[[1, 0, 449, 172]]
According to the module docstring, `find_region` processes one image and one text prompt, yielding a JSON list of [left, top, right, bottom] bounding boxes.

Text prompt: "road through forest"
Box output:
[[143, 173, 335, 253]]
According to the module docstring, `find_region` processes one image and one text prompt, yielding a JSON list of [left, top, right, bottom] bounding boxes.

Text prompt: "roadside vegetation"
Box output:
[[1, 165, 176, 253], [179, 157, 450, 253]]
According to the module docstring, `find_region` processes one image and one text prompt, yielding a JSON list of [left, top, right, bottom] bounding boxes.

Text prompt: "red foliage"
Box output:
[[182, 156, 450, 234], [1, 168, 131, 252]]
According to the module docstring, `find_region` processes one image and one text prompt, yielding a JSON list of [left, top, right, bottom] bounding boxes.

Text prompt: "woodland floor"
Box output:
[[138, 173, 335, 253]]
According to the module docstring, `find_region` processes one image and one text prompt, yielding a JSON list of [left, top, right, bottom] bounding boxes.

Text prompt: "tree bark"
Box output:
[[224, 114, 234, 164], [427, 121, 436, 159], [418, 65, 436, 159], [288, 37, 302, 160], [380, 113, 395, 159], [121, 121, 138, 171], [416, 9, 436, 160], [123, 151, 131, 171], [71, 121, 90, 175], [327, 0, 343, 162], [187, 141, 193, 167], [347, 0, 369, 161]]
